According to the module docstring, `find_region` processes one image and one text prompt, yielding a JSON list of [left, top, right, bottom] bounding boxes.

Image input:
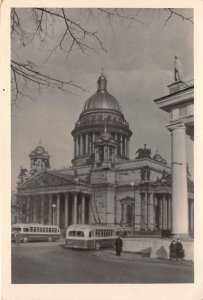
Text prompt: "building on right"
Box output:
[[153, 59, 194, 238]]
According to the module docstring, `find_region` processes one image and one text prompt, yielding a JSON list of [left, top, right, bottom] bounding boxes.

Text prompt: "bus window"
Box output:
[[69, 231, 76, 236], [12, 227, 21, 232], [76, 231, 84, 237]]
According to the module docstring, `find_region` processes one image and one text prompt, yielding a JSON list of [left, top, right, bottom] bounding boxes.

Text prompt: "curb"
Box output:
[[94, 250, 194, 266]]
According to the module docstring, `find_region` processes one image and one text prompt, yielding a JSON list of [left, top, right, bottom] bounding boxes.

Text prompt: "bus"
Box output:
[[11, 223, 60, 243], [65, 224, 119, 250]]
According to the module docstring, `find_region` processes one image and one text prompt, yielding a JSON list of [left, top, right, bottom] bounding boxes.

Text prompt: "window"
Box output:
[[30, 227, 33, 232], [76, 231, 84, 237], [12, 227, 21, 232], [69, 231, 76, 236], [23, 228, 29, 232]]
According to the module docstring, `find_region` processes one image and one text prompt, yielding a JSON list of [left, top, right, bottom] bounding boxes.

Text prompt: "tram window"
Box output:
[[12, 227, 21, 232], [23, 228, 29, 232], [89, 231, 92, 237], [49, 228, 51, 232], [30, 227, 33, 232], [69, 231, 76, 236], [33, 227, 36, 232], [76, 231, 84, 237]]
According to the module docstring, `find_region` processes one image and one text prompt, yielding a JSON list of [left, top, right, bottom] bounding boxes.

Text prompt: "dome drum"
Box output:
[[71, 73, 132, 167]]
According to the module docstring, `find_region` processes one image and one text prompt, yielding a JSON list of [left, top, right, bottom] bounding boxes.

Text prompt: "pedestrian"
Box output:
[[115, 235, 123, 256], [16, 232, 22, 246], [176, 238, 185, 260], [169, 240, 176, 261]]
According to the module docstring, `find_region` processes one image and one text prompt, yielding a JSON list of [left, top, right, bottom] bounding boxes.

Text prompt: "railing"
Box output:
[[74, 119, 130, 130]]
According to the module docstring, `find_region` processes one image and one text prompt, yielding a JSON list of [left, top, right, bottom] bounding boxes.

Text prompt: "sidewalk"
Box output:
[[94, 249, 194, 266]]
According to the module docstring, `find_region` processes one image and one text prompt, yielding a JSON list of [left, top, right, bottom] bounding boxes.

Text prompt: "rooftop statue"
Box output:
[[135, 144, 151, 159], [174, 55, 183, 81]]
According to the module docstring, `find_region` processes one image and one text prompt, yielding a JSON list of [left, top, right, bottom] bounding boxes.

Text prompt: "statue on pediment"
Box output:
[[135, 144, 151, 159]]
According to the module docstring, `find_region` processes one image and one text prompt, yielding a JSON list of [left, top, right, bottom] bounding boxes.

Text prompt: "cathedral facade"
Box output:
[[15, 74, 194, 236]]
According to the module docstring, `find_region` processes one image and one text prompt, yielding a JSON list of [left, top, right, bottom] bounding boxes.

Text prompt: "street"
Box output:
[[12, 241, 194, 284]]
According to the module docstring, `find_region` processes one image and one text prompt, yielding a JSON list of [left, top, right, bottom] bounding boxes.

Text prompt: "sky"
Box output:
[[11, 8, 194, 190]]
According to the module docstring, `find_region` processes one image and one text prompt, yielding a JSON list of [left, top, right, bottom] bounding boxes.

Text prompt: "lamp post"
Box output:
[[130, 182, 136, 235], [52, 204, 56, 225]]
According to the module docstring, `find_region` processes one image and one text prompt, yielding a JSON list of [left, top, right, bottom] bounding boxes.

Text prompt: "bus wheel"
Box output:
[[95, 242, 101, 251], [23, 237, 28, 243], [48, 236, 53, 242]]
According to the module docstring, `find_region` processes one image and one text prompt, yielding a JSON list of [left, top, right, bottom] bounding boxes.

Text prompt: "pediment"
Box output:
[[19, 171, 74, 190]]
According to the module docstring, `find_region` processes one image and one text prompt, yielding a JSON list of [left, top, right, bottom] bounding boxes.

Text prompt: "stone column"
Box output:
[[33, 198, 37, 223], [73, 193, 77, 224], [74, 137, 77, 158], [92, 132, 95, 154], [56, 193, 60, 227], [190, 200, 194, 232], [169, 123, 188, 235], [148, 193, 154, 230], [40, 195, 44, 224], [120, 135, 123, 156], [85, 133, 89, 155], [64, 193, 69, 228], [162, 195, 166, 230], [167, 196, 171, 230], [104, 145, 107, 161], [82, 194, 85, 224], [79, 135, 83, 156], [48, 194, 52, 225], [25, 196, 29, 223], [159, 198, 162, 230], [124, 137, 127, 158], [114, 133, 118, 155], [76, 135, 80, 157], [140, 193, 145, 230], [127, 139, 130, 159]]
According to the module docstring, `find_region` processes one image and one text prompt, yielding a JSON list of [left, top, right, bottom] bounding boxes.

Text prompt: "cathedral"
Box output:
[[15, 73, 194, 236]]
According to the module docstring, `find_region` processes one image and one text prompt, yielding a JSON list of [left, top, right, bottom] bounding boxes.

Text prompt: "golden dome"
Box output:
[[83, 74, 121, 111]]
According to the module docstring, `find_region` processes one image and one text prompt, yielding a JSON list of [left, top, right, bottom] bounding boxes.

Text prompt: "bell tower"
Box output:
[[29, 141, 50, 175]]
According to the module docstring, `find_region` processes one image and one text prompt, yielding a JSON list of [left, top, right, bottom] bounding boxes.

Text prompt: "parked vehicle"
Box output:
[[11, 223, 60, 243], [65, 224, 119, 250]]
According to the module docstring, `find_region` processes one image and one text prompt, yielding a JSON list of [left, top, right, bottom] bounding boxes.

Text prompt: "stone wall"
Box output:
[[123, 238, 194, 261]]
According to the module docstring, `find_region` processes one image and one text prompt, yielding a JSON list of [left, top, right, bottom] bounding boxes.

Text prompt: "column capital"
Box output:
[[166, 122, 186, 132]]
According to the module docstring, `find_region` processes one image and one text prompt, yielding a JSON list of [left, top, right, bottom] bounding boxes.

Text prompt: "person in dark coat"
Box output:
[[176, 238, 185, 260], [115, 235, 123, 256], [169, 240, 177, 261]]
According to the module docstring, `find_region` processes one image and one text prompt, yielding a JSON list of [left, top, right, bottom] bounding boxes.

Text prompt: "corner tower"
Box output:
[[29, 142, 50, 175], [71, 73, 132, 167]]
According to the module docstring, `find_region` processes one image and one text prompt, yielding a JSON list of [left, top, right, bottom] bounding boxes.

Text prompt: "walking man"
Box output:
[[115, 235, 123, 256]]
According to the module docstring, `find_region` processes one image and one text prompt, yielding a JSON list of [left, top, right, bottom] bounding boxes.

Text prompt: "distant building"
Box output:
[[15, 74, 194, 236]]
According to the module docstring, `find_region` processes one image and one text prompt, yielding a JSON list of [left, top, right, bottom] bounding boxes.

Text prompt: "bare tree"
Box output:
[[11, 8, 193, 107]]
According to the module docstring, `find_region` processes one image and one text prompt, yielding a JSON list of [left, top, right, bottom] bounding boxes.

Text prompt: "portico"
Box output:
[[17, 170, 92, 231]]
